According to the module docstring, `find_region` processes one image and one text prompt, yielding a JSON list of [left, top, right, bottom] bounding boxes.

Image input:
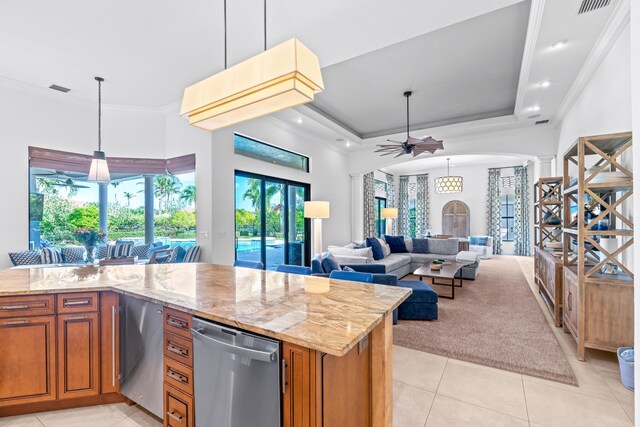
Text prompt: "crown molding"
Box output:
[[553, 0, 630, 124], [513, 0, 546, 116]]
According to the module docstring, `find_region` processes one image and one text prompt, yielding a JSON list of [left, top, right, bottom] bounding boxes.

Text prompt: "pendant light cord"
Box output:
[[224, 0, 227, 69], [406, 94, 410, 139], [97, 77, 102, 152], [264, 0, 267, 51]]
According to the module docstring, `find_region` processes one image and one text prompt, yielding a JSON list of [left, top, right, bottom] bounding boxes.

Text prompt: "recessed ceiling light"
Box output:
[[551, 40, 567, 49], [296, 117, 303, 124], [538, 80, 551, 88], [49, 84, 71, 93], [346, 141, 351, 147], [528, 105, 541, 112]]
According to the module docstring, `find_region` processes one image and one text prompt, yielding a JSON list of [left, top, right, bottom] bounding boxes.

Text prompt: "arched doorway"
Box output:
[[442, 201, 470, 237]]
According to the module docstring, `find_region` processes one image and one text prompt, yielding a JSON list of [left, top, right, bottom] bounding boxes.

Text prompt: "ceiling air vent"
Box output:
[[49, 84, 71, 93], [578, 0, 611, 15], [535, 119, 550, 125]]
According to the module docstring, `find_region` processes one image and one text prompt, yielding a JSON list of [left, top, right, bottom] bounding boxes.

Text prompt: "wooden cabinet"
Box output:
[[282, 337, 372, 427], [0, 295, 55, 319], [57, 292, 98, 314], [0, 315, 57, 407], [534, 247, 563, 327], [164, 383, 194, 427], [563, 267, 579, 338], [57, 312, 100, 399], [100, 292, 120, 394], [163, 307, 194, 427]]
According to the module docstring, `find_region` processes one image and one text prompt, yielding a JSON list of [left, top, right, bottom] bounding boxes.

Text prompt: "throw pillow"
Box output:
[[61, 246, 85, 263], [131, 244, 151, 259], [427, 238, 458, 255], [327, 246, 374, 262], [384, 235, 408, 253], [377, 238, 391, 257], [477, 236, 489, 246], [321, 252, 341, 273], [468, 236, 479, 245], [341, 266, 356, 272], [41, 247, 64, 264], [365, 237, 384, 261], [352, 241, 366, 249], [9, 250, 41, 266], [183, 246, 201, 263], [412, 238, 429, 254], [107, 242, 133, 258]]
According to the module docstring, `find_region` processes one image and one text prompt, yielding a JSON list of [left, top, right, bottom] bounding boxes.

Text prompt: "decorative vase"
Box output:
[[84, 245, 96, 264]]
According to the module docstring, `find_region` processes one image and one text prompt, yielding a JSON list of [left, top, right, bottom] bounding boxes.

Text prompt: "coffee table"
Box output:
[[413, 261, 472, 299]]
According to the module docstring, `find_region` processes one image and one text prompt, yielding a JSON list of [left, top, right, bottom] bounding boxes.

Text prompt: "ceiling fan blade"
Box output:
[[386, 139, 404, 144], [393, 152, 407, 158], [379, 150, 401, 156], [72, 185, 90, 189], [377, 144, 403, 148]]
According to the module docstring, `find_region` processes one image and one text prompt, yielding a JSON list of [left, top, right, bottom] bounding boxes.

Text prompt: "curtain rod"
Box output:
[[488, 165, 521, 171], [398, 173, 429, 178]]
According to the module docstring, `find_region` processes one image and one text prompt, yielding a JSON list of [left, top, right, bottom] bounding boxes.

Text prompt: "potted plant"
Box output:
[[74, 228, 106, 263]]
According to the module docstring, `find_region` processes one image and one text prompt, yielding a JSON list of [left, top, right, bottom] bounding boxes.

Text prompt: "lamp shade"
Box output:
[[435, 176, 463, 194], [381, 208, 398, 219], [88, 151, 110, 183], [304, 201, 330, 219], [181, 38, 324, 131]]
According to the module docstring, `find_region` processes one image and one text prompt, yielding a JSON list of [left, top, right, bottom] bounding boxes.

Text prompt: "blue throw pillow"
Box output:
[[365, 237, 384, 261], [321, 252, 341, 273], [384, 235, 408, 253], [468, 236, 479, 245], [412, 238, 429, 254]]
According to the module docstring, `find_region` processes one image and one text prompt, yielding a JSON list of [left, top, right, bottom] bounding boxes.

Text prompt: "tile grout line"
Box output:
[[521, 375, 531, 424], [423, 357, 450, 427], [430, 393, 531, 423]]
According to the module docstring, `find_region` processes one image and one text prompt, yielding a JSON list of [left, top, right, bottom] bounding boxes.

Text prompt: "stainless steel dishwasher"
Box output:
[[192, 317, 281, 427], [119, 295, 164, 418]]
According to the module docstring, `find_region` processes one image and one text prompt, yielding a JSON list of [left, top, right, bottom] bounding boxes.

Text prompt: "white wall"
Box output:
[[630, 1, 639, 420], [0, 82, 167, 268], [555, 24, 632, 171], [206, 116, 352, 265]]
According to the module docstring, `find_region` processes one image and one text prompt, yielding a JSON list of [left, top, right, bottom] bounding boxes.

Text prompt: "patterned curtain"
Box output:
[[363, 172, 375, 238], [415, 174, 429, 237], [513, 165, 531, 256], [386, 173, 396, 234], [486, 169, 503, 255], [398, 176, 410, 237]]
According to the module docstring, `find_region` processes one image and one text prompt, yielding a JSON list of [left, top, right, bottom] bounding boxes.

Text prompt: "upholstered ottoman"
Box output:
[[397, 280, 438, 321]]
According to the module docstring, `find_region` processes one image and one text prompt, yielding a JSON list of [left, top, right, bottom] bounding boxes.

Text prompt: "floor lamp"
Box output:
[[304, 201, 330, 256], [381, 207, 398, 236]]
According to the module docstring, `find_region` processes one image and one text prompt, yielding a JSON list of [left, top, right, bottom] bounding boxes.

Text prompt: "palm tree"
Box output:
[[123, 192, 135, 207], [180, 185, 196, 206], [154, 174, 182, 211], [111, 181, 120, 204]]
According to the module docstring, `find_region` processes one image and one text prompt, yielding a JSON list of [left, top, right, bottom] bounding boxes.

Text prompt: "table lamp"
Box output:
[[381, 207, 398, 235], [304, 201, 330, 256]]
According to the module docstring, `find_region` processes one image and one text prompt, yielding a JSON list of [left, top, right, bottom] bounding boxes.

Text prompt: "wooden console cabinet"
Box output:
[[534, 247, 563, 327]]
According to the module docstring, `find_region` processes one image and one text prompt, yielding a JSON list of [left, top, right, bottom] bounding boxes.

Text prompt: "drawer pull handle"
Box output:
[[567, 292, 572, 311], [64, 299, 92, 306], [167, 369, 188, 383], [1, 305, 29, 310], [167, 343, 188, 356], [167, 411, 184, 422], [167, 318, 187, 329], [3, 320, 28, 325], [65, 316, 87, 321]]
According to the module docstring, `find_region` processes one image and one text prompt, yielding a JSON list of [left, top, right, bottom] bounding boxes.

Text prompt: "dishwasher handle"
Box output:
[[191, 327, 277, 363]]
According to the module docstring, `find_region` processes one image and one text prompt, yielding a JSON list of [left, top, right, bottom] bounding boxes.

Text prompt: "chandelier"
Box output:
[[435, 158, 462, 194]]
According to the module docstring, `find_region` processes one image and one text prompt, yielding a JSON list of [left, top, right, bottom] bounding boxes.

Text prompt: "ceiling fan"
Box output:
[[375, 91, 444, 158], [52, 178, 90, 189], [35, 171, 90, 189], [35, 170, 87, 179]]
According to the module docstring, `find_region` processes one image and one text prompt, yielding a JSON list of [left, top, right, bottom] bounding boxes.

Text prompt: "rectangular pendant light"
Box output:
[[180, 38, 324, 131]]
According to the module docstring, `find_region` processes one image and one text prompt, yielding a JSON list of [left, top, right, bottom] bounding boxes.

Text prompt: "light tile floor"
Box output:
[[0, 257, 634, 427]]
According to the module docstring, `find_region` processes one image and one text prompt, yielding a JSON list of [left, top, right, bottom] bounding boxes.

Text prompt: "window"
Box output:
[[501, 194, 515, 241], [234, 133, 309, 173], [374, 197, 387, 237], [28, 147, 196, 249]]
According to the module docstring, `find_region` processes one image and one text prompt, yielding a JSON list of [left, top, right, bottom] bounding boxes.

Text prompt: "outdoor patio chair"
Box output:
[[275, 264, 312, 275], [233, 260, 264, 270]]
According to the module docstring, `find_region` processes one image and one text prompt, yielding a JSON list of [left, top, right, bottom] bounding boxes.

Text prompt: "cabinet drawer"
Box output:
[[164, 357, 194, 396], [164, 308, 192, 339], [164, 332, 193, 367], [164, 383, 194, 427], [57, 292, 98, 314], [0, 295, 55, 319]]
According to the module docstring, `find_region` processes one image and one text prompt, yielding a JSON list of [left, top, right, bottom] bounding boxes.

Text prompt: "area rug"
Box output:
[[394, 256, 578, 386]]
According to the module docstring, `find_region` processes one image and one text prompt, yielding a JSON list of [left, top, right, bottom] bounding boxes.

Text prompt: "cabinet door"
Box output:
[[164, 383, 194, 427], [0, 315, 56, 406], [282, 343, 312, 427], [100, 292, 120, 394], [563, 269, 578, 336], [58, 312, 100, 399]]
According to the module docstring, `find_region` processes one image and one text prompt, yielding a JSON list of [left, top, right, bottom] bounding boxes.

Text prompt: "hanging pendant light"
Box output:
[[180, 0, 324, 131], [435, 158, 463, 194], [88, 76, 110, 183]]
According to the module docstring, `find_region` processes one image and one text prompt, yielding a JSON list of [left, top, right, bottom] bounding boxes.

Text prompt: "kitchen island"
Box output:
[[0, 263, 410, 426]]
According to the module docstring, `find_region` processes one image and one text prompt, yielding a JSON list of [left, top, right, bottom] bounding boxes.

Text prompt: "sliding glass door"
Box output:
[[235, 171, 310, 270]]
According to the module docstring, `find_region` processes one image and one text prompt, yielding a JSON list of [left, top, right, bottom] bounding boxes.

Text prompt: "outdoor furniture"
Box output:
[[413, 261, 473, 299], [233, 260, 264, 270], [275, 264, 312, 275], [99, 256, 136, 266], [396, 280, 438, 320], [329, 270, 374, 283], [148, 249, 172, 264]]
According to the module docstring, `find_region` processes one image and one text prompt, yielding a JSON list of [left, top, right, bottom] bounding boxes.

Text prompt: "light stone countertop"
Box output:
[[0, 263, 411, 356]]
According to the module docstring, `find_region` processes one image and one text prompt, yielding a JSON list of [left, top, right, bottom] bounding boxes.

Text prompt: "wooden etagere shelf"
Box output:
[[533, 177, 564, 327], [562, 131, 634, 361]]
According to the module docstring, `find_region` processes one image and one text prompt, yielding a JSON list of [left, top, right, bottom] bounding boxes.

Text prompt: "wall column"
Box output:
[[351, 173, 364, 242], [535, 155, 555, 181], [144, 175, 155, 244], [98, 183, 108, 236]]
